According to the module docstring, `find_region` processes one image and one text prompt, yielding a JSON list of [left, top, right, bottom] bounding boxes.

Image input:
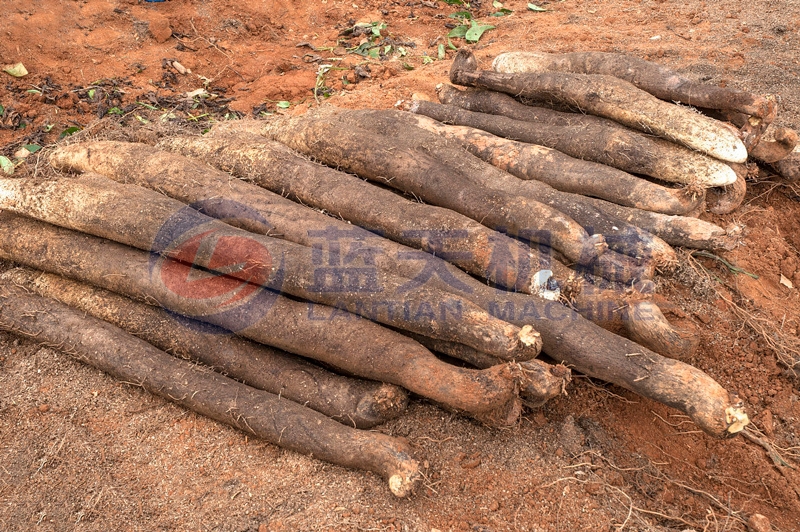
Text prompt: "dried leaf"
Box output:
[[780, 274, 794, 289], [0, 156, 15, 175], [2, 62, 28, 77]]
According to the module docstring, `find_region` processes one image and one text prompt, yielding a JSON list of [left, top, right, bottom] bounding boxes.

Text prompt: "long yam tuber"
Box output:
[[450, 49, 747, 163], [3, 266, 407, 429], [0, 213, 525, 427], [0, 173, 540, 362], [0, 281, 421, 497], [405, 104, 702, 216], [435, 84, 737, 188], [258, 113, 608, 266], [492, 51, 777, 122]]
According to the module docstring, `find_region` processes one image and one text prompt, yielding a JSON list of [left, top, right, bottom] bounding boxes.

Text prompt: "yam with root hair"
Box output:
[[707, 164, 748, 215], [491, 50, 777, 145], [0, 281, 421, 497], [0, 213, 525, 427], [344, 108, 677, 270], [435, 83, 738, 188], [448, 50, 746, 162], [404, 104, 701, 216], [0, 173, 540, 362], [0, 213, 747, 438], [579, 196, 737, 251], [156, 126, 692, 357], [256, 112, 608, 266], [3, 266, 408, 429]]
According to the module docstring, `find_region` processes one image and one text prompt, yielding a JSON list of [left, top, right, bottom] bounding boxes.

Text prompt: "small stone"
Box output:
[[695, 457, 708, 469], [245, 22, 258, 33], [747, 513, 771, 532], [488, 500, 499, 511], [148, 14, 173, 43], [39, 404, 50, 413]]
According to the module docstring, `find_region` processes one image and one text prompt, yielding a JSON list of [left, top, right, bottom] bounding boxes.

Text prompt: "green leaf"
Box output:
[[442, 0, 464, 5], [447, 25, 469, 38], [59, 126, 82, 138], [87, 88, 96, 100], [402, 62, 414, 71], [368, 48, 380, 58], [137, 101, 159, 111], [350, 41, 375, 56], [438, 43, 446, 60], [23, 144, 41, 153], [135, 115, 149, 124], [107, 107, 123, 115], [447, 38, 458, 50], [2, 63, 28, 77], [0, 156, 14, 175], [491, 8, 513, 16], [276, 101, 291, 109], [397, 46, 407, 57], [44, 124, 54, 132], [26, 89, 42, 95], [492, 0, 503, 7], [0, 104, 4, 116], [383, 44, 392, 55], [527, 3, 547, 11], [422, 55, 434, 65], [449, 11, 472, 20], [465, 21, 495, 42]]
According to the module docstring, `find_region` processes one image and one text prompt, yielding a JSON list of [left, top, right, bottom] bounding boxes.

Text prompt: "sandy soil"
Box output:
[[1, 1, 800, 530]]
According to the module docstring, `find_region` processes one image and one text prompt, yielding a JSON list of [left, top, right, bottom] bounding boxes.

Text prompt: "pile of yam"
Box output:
[[11, 47, 800, 498]]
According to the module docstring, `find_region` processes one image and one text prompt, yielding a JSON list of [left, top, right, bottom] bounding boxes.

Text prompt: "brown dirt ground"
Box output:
[[2, 0, 800, 530]]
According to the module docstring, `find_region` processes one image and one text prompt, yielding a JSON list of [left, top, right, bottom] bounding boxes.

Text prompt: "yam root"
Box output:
[[407, 104, 700, 215], [158, 127, 694, 356], [491, 50, 777, 142], [707, 164, 748, 215], [772, 146, 800, 181], [0, 281, 421, 497], [158, 131, 561, 294], [258, 112, 608, 266], [358, 108, 678, 267], [580, 196, 737, 251], [4, 266, 407, 429], [0, 173, 540, 362], [436, 84, 738, 188], [407, 334, 570, 408], [0, 213, 525, 427], [749, 128, 798, 163], [451, 49, 747, 163], [331, 108, 659, 284], [0, 214, 744, 436], [625, 300, 700, 361]]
